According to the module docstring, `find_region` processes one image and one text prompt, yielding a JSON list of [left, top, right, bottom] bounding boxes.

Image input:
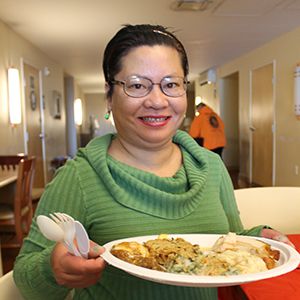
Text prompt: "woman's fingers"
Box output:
[[261, 228, 295, 248], [62, 254, 106, 274], [88, 240, 106, 258], [51, 242, 106, 288]]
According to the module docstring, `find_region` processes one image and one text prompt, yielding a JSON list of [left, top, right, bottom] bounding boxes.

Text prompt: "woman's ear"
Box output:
[[105, 82, 111, 98], [105, 82, 113, 111]]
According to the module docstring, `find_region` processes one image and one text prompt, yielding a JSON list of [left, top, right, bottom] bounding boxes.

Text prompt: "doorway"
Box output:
[[250, 63, 274, 186], [23, 62, 45, 188], [219, 72, 239, 186]]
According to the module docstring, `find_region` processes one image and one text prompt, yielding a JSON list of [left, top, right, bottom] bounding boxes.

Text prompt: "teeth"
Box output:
[[142, 117, 167, 122]]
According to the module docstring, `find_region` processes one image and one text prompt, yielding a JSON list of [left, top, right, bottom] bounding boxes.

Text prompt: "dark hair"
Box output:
[[102, 24, 189, 97]]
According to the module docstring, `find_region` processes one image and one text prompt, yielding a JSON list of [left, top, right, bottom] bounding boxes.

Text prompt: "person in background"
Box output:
[[14, 24, 293, 300], [189, 102, 226, 158]]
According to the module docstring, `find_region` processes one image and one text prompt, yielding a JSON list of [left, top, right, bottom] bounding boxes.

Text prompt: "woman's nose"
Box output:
[[143, 84, 169, 108]]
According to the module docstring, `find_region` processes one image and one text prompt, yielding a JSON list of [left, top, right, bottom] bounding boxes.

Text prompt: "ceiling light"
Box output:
[[170, 0, 214, 11]]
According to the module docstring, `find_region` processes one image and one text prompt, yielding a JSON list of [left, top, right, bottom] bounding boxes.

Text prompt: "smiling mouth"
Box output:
[[140, 117, 170, 123]]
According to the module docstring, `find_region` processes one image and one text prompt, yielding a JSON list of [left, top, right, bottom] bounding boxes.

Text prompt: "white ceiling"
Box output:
[[0, 0, 300, 93]]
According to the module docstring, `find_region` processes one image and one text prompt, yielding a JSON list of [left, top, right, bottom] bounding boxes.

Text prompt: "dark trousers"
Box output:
[[193, 138, 224, 159], [211, 147, 224, 158]]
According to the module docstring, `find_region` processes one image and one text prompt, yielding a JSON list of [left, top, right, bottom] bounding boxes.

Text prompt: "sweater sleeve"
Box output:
[[13, 160, 86, 300], [218, 161, 265, 237]]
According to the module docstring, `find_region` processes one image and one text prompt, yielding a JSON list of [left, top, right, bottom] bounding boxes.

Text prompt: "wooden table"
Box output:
[[0, 171, 17, 205], [0, 173, 17, 188], [0, 172, 17, 276]]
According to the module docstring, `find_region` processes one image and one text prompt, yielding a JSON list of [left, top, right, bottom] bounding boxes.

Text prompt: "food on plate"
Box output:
[[212, 232, 280, 270], [110, 233, 280, 276], [109, 241, 163, 270]]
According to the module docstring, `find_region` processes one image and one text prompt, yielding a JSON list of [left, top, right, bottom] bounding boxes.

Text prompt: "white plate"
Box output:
[[101, 234, 300, 287]]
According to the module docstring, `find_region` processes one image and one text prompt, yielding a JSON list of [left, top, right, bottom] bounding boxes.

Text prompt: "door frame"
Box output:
[[20, 58, 47, 185], [219, 72, 239, 171], [249, 60, 276, 186]]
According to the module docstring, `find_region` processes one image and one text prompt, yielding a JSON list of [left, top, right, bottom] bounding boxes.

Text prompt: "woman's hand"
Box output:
[[51, 241, 106, 288], [261, 228, 295, 248]]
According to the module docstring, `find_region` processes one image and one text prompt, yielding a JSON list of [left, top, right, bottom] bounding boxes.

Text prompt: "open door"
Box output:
[[251, 63, 274, 186], [23, 63, 45, 188]]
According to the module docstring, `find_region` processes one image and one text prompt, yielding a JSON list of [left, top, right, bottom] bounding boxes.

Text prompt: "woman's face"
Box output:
[[109, 45, 187, 149]]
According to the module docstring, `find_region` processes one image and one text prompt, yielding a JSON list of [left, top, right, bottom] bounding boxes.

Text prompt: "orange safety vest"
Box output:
[[189, 105, 226, 150]]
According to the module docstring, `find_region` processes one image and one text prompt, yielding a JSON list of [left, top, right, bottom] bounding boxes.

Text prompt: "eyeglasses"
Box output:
[[110, 75, 189, 98]]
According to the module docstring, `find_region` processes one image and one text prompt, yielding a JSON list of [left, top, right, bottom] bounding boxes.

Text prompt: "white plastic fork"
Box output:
[[50, 212, 82, 257]]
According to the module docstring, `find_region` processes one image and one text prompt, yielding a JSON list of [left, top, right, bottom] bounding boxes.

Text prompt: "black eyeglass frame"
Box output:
[[109, 75, 190, 98]]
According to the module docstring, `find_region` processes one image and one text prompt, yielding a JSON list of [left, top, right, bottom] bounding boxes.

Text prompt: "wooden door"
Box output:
[[251, 63, 273, 186], [24, 63, 45, 188]]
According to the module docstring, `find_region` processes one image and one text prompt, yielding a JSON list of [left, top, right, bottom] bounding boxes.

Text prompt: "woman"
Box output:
[[14, 24, 292, 300]]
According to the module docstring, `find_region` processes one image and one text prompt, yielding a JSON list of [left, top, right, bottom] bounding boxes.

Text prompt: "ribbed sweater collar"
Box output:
[[83, 130, 209, 219]]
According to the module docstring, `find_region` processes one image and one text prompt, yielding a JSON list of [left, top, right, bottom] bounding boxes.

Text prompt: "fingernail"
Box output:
[[92, 245, 102, 252], [277, 235, 288, 242]]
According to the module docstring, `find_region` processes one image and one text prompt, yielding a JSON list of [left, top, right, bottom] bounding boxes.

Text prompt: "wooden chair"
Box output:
[[0, 157, 36, 248], [31, 187, 44, 213], [0, 154, 28, 171], [0, 246, 3, 276], [0, 154, 44, 212]]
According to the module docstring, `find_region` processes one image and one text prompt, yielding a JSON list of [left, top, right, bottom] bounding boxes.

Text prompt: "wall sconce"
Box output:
[[195, 96, 203, 116], [74, 98, 83, 126], [294, 64, 300, 119], [8, 67, 22, 125], [195, 96, 202, 106]]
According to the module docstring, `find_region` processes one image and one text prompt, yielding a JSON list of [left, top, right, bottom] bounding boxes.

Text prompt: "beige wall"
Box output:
[[0, 21, 24, 154], [194, 81, 220, 113], [82, 93, 117, 139], [81, 93, 106, 134], [218, 27, 300, 186], [0, 20, 82, 183]]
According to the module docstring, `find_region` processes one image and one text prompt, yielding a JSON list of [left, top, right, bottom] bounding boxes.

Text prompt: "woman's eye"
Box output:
[[134, 84, 142, 89], [128, 83, 146, 90], [165, 82, 179, 89]]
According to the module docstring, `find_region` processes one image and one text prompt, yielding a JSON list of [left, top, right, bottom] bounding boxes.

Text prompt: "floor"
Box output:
[[228, 169, 250, 189], [0, 169, 250, 276]]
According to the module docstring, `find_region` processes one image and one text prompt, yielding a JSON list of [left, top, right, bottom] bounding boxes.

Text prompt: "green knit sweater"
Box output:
[[14, 130, 264, 300]]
